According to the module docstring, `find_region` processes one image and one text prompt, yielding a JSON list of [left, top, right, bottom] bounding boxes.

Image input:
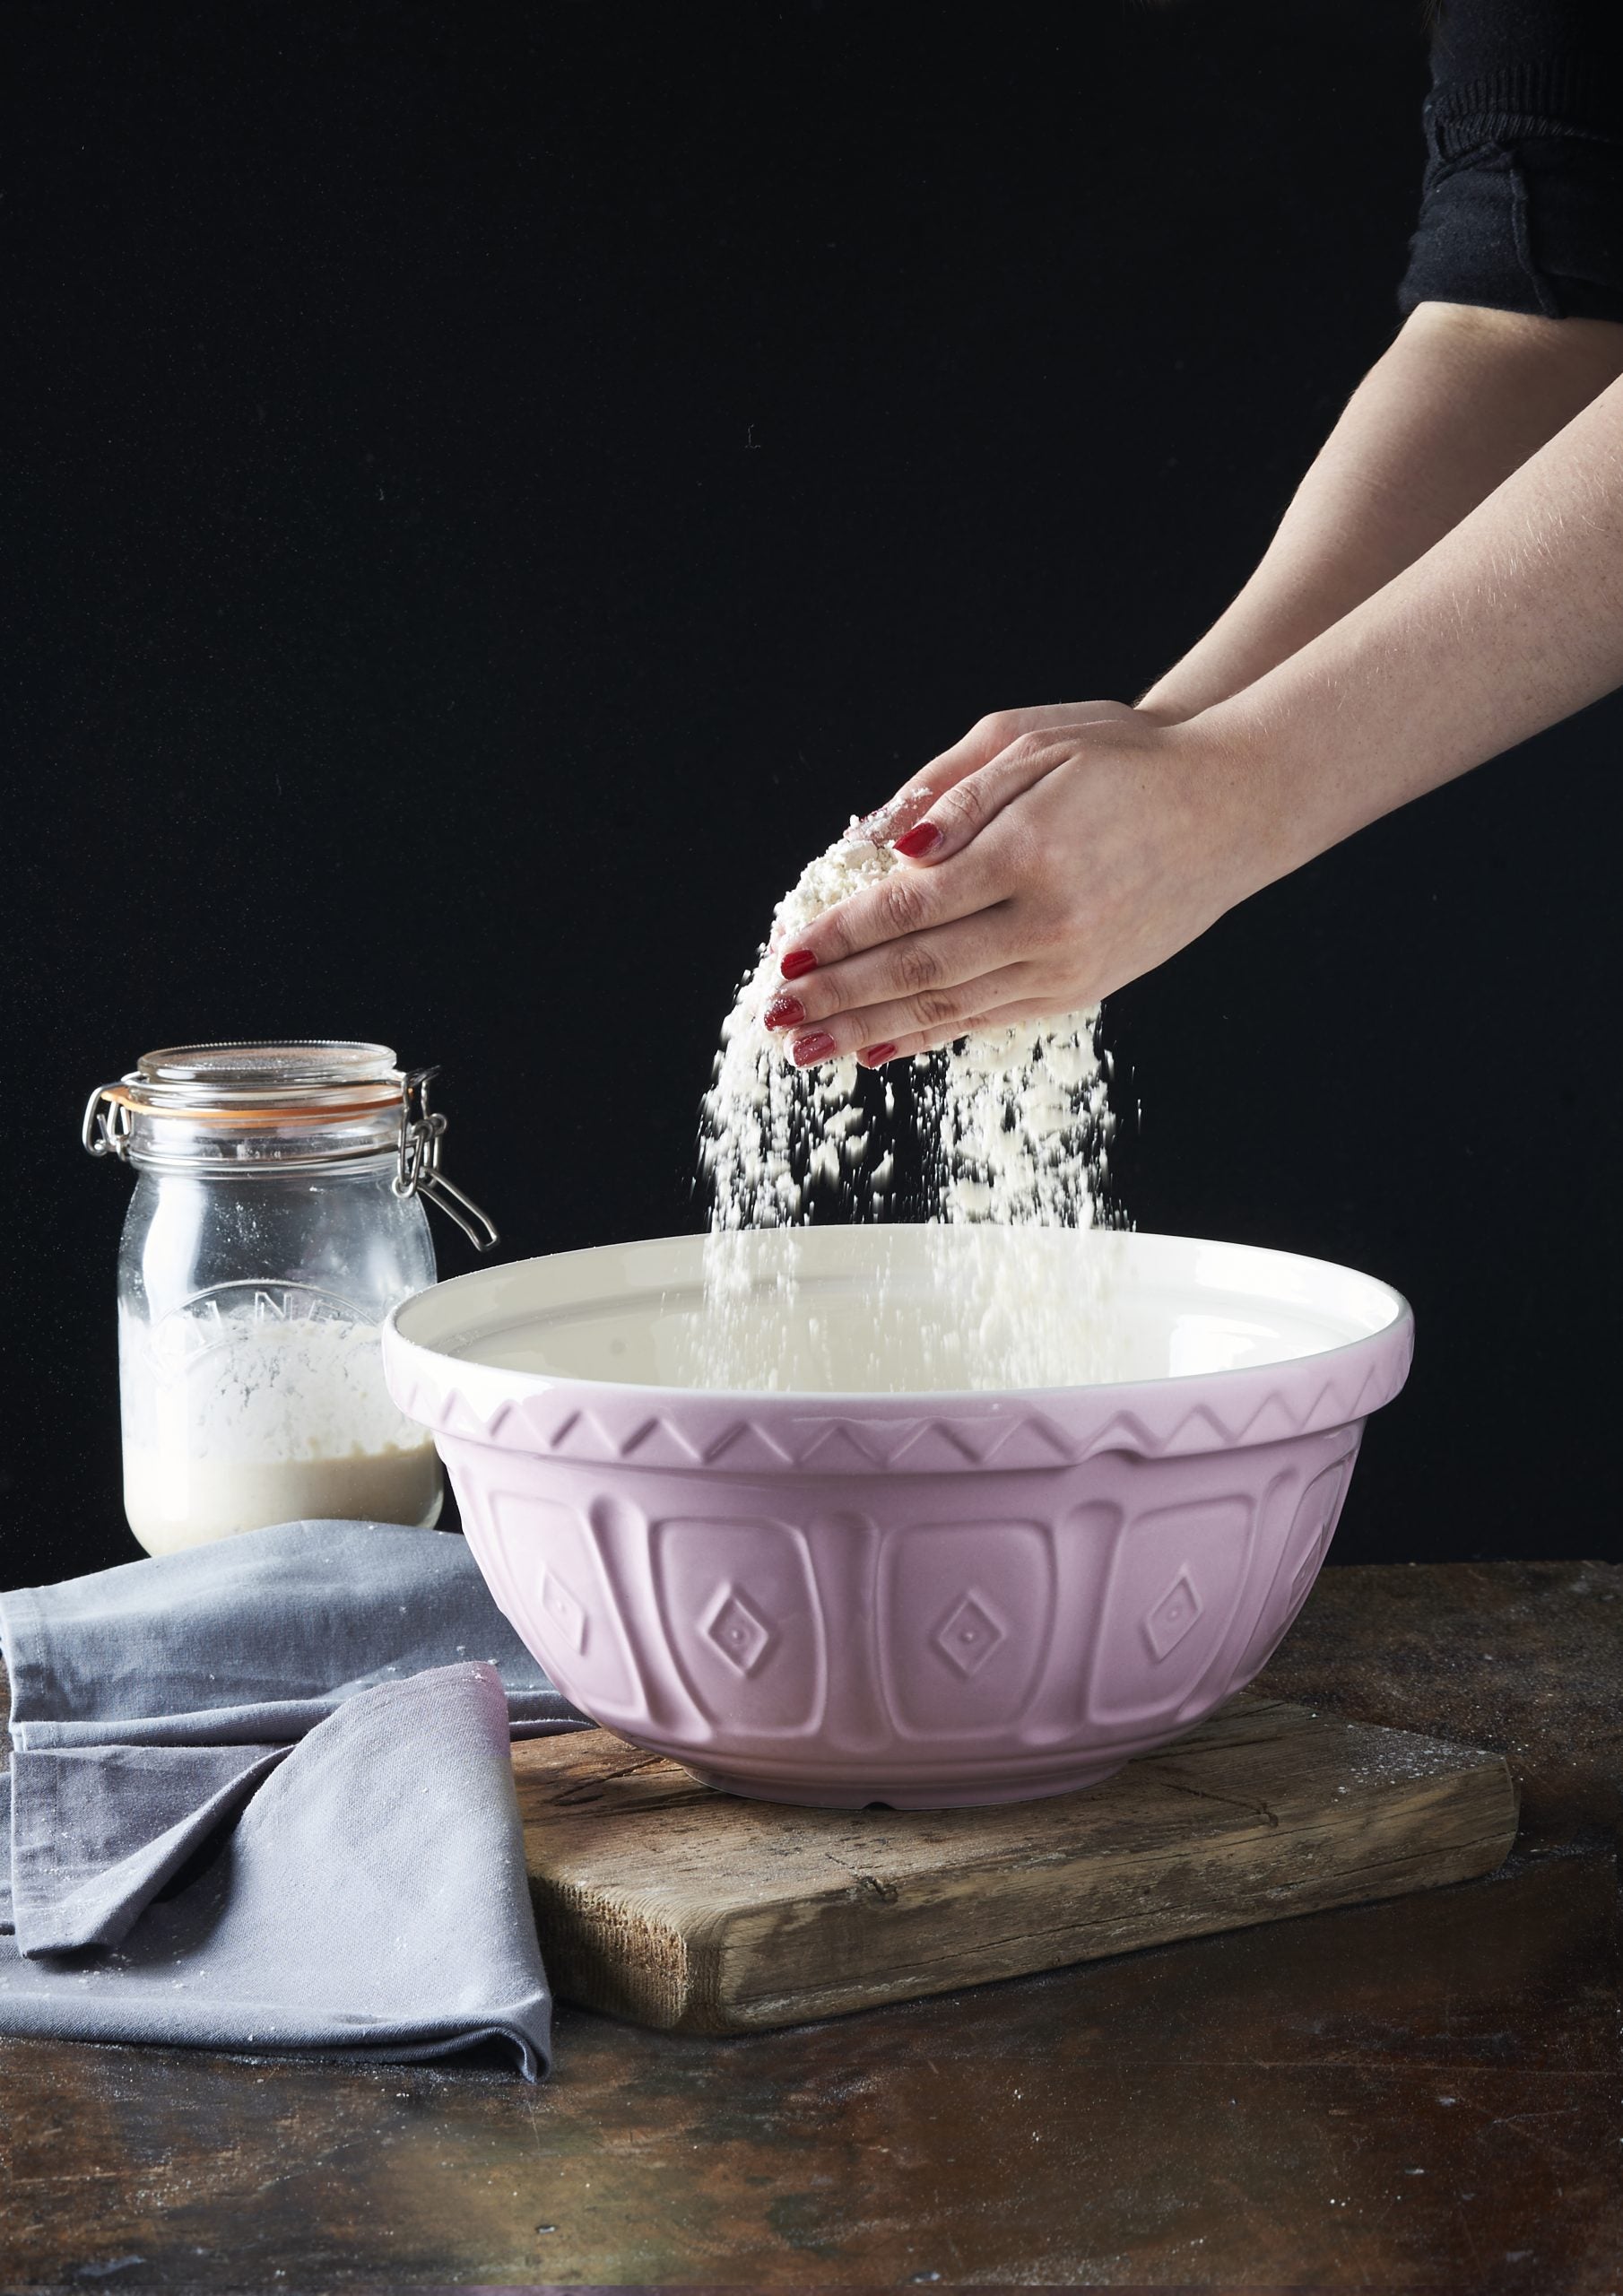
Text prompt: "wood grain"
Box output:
[[2, 1562, 1617, 2291], [1256, 1555, 1623, 1845], [4, 1845, 1616, 2291], [512, 1694, 1518, 2032]]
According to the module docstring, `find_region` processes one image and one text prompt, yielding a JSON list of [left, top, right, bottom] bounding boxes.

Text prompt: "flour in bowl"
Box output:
[[697, 813, 1121, 1389]]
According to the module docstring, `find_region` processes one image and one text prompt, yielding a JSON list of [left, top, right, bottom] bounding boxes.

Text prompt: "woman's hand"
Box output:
[[859, 699, 1145, 845], [767, 706, 1268, 1066], [765, 314, 1623, 1074]]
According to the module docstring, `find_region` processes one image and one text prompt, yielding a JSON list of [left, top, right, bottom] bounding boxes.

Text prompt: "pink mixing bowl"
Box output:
[[382, 1228, 1411, 1808]]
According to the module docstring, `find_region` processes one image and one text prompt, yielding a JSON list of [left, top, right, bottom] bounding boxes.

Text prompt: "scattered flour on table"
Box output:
[[696, 812, 1123, 1392]]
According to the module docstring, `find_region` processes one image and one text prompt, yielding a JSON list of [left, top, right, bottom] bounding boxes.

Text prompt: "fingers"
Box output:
[[864, 700, 1135, 845], [777, 964, 1034, 1067], [888, 701, 1139, 868], [859, 711, 1035, 847], [855, 995, 1065, 1066], [777, 839, 996, 975], [889, 734, 1072, 866], [764, 912, 1013, 1040], [773, 700, 1142, 996]]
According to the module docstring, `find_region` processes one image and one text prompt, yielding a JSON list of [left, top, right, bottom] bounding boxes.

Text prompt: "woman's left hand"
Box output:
[[766, 705, 1268, 1065]]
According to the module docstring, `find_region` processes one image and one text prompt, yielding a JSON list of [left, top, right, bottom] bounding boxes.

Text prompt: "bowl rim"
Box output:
[[383, 1227, 1414, 1410]]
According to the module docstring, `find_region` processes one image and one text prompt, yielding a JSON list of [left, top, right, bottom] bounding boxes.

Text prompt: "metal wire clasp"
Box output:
[[82, 1083, 133, 1160], [394, 1066, 499, 1252]]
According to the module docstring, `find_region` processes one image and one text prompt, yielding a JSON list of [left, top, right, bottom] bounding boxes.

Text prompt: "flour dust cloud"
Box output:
[[696, 813, 1124, 1393]]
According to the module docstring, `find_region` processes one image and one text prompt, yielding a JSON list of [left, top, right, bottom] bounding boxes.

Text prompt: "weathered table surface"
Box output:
[[2, 1559, 1619, 2293]]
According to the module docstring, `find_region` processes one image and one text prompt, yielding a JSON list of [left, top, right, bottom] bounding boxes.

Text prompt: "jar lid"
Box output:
[[82, 1041, 499, 1250], [120, 1040, 405, 1117], [136, 1040, 399, 1091]]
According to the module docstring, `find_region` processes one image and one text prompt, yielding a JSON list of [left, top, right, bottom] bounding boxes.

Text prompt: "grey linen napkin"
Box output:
[[0, 1519, 588, 2076]]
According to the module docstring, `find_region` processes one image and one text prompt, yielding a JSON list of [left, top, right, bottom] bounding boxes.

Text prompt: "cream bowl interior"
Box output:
[[395, 1224, 1407, 1397]]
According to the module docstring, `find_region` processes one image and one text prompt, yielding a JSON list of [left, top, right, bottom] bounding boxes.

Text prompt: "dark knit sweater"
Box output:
[[1399, 0, 1623, 319]]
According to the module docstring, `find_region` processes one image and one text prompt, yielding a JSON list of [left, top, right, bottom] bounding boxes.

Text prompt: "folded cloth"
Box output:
[[3, 1516, 582, 1749], [0, 1520, 589, 2076]]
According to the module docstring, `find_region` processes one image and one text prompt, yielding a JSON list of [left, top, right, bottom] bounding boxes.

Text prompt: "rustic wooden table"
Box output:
[[2, 1560, 1619, 2292]]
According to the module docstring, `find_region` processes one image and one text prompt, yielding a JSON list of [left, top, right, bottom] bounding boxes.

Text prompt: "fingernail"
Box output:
[[780, 947, 819, 979], [893, 822, 942, 860], [858, 1042, 898, 1067], [762, 994, 805, 1031], [790, 1031, 838, 1066]]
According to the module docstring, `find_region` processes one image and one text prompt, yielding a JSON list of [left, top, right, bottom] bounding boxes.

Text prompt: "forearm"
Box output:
[[1200, 369, 1623, 885], [1141, 304, 1623, 724]]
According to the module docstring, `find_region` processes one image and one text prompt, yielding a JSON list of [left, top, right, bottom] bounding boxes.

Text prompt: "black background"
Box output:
[[7, 0, 1620, 1587]]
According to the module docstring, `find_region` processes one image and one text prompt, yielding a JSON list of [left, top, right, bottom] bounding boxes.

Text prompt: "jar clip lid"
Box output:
[[393, 1065, 499, 1251], [82, 1040, 499, 1252]]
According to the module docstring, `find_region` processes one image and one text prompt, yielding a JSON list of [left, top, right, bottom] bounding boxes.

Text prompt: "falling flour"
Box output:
[[697, 813, 1122, 1391]]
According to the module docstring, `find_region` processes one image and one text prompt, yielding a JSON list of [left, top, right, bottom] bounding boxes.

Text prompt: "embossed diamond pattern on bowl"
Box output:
[[384, 1229, 1412, 1807]]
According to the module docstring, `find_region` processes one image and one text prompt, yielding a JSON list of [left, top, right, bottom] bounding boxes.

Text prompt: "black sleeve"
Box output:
[[1398, 0, 1623, 322]]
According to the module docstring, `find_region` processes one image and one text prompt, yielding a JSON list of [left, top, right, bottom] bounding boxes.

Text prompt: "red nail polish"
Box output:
[[858, 1043, 898, 1067], [892, 821, 942, 860], [790, 1031, 837, 1066], [762, 995, 805, 1031], [780, 947, 818, 980]]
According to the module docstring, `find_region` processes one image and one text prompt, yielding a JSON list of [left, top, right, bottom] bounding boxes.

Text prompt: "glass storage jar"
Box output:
[[83, 1041, 496, 1555]]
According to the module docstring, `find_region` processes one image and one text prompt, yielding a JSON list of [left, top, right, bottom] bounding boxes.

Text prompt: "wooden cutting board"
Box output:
[[511, 1695, 1517, 2034]]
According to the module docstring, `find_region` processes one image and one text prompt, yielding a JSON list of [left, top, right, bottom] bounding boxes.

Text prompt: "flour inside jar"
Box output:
[[696, 813, 1123, 1392], [119, 1300, 441, 1555]]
